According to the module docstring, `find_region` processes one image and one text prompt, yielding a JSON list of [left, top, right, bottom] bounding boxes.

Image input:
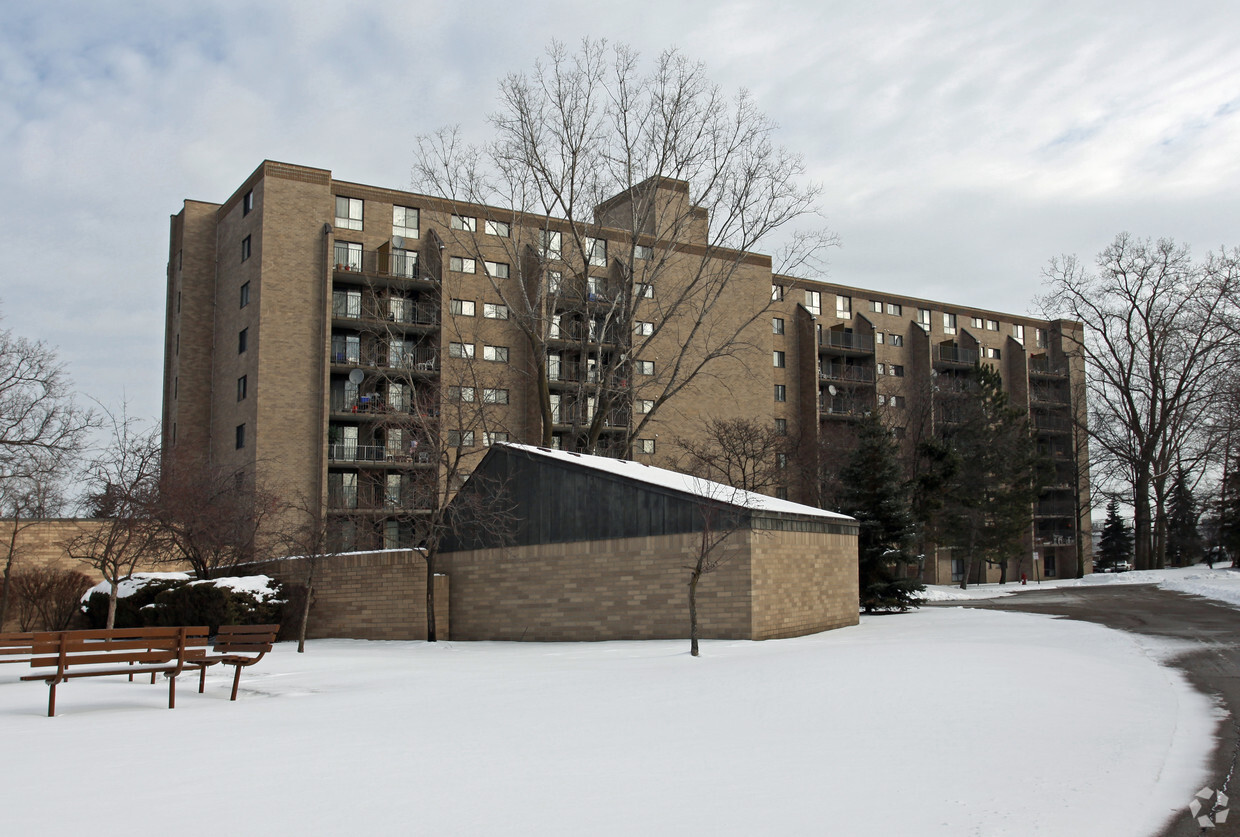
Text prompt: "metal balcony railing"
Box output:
[[819, 331, 875, 352], [1033, 414, 1073, 433], [329, 343, 439, 372], [333, 244, 423, 280], [330, 391, 440, 417], [1030, 387, 1071, 405], [1028, 356, 1068, 377], [820, 396, 867, 417], [1034, 500, 1076, 517], [934, 345, 979, 365], [1035, 532, 1076, 546], [820, 363, 876, 384], [333, 299, 439, 327]]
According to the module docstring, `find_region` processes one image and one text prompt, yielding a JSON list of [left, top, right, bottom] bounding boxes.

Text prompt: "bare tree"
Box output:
[[414, 39, 835, 455], [8, 564, 93, 631], [1039, 235, 1240, 570], [671, 417, 787, 494], [63, 410, 161, 629], [278, 497, 349, 653], [684, 479, 748, 657], [0, 463, 68, 629]]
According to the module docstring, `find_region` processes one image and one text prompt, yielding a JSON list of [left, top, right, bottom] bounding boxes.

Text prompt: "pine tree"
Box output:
[[1096, 499, 1132, 571], [1218, 454, 1240, 567], [838, 413, 924, 612], [1165, 468, 1202, 566]]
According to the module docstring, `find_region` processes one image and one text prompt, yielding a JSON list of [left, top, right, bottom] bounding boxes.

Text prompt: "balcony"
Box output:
[[1033, 414, 1073, 434], [1034, 531, 1076, 547], [819, 395, 869, 419], [819, 330, 874, 354], [333, 245, 426, 283], [330, 343, 439, 373], [330, 391, 440, 419], [934, 345, 979, 367], [820, 363, 876, 384], [332, 299, 439, 328], [327, 482, 437, 511], [552, 405, 629, 428], [1028, 356, 1068, 378], [1034, 500, 1077, 518], [1030, 386, 1071, 406]]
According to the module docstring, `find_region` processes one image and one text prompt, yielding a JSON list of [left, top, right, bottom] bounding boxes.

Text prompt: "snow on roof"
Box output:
[[500, 443, 853, 522]]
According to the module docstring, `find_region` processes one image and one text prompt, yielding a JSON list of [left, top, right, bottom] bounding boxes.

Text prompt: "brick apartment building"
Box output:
[[163, 160, 1090, 586]]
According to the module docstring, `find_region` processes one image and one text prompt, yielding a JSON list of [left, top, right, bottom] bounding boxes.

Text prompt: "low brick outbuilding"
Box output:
[[439, 444, 859, 641]]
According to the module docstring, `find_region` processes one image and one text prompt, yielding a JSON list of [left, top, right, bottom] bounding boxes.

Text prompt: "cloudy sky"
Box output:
[[2, 0, 1237, 426]]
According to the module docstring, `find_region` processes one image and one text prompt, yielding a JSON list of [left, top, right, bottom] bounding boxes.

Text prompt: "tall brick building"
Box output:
[[164, 160, 1090, 586]]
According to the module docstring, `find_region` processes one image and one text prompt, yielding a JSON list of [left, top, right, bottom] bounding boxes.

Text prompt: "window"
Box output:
[[1035, 328, 1048, 348], [971, 316, 984, 329], [335, 196, 363, 230], [890, 364, 904, 377], [876, 332, 885, 344], [547, 271, 562, 295], [242, 190, 253, 216], [448, 430, 475, 447], [772, 317, 785, 335], [449, 257, 476, 274], [890, 334, 904, 347], [775, 418, 787, 436], [775, 487, 789, 501], [485, 219, 510, 237], [876, 363, 886, 376], [483, 432, 509, 446], [634, 244, 653, 260], [483, 345, 508, 362], [918, 308, 931, 327], [637, 399, 654, 414], [636, 360, 654, 375], [448, 386, 475, 403], [637, 438, 655, 454], [943, 313, 957, 335], [773, 351, 786, 368], [484, 303, 509, 320], [239, 282, 250, 308], [777, 452, 788, 470], [772, 284, 785, 301], [805, 290, 821, 315], [483, 388, 509, 404], [541, 230, 562, 260], [986, 347, 1001, 359], [448, 342, 474, 359], [1013, 324, 1025, 342], [986, 319, 999, 331], [237, 375, 247, 401], [451, 214, 476, 232], [836, 295, 851, 317], [635, 321, 654, 336], [585, 237, 607, 267], [870, 300, 883, 313], [484, 261, 510, 279], [450, 299, 475, 317], [241, 235, 251, 262], [235, 424, 246, 450], [890, 395, 906, 408], [392, 206, 419, 240], [774, 384, 786, 402], [886, 303, 902, 316], [334, 241, 362, 271], [951, 558, 965, 582], [636, 284, 654, 299], [238, 328, 247, 353], [878, 394, 886, 406]]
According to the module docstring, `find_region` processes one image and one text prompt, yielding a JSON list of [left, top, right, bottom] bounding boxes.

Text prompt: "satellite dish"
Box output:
[[348, 368, 365, 385], [828, 385, 838, 397]]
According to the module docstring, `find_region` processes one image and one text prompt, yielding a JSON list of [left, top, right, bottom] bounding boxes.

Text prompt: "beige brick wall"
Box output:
[[749, 528, 859, 639], [263, 549, 447, 641]]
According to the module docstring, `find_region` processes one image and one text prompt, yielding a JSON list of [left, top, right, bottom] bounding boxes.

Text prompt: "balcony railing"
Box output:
[[819, 396, 868, 417], [328, 443, 435, 464], [1035, 500, 1076, 517], [1035, 532, 1076, 547], [330, 391, 440, 417], [329, 343, 439, 372], [552, 405, 629, 428], [934, 345, 979, 365], [327, 485, 437, 511], [1030, 387, 1071, 405], [333, 299, 439, 327], [820, 363, 876, 384], [333, 244, 423, 281], [819, 331, 875, 352], [1028, 356, 1068, 377], [1033, 414, 1073, 433]]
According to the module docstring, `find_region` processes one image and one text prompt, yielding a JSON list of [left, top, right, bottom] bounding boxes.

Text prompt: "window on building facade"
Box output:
[[235, 423, 246, 450], [805, 290, 821, 315], [449, 256, 476, 274], [484, 261, 510, 279], [541, 230, 562, 260], [585, 237, 607, 267], [547, 271, 562, 295], [392, 206, 419, 240], [1013, 324, 1025, 342], [483, 388, 509, 404], [334, 241, 362, 271], [774, 384, 786, 402], [772, 317, 785, 335], [242, 190, 253, 216], [891, 364, 904, 377], [876, 332, 885, 344], [483, 432, 510, 446], [836, 295, 851, 317], [241, 235, 251, 262], [634, 244, 653, 260], [918, 308, 931, 327], [451, 214, 476, 232], [971, 316, 984, 329], [773, 350, 786, 368], [450, 299, 475, 317], [887, 303, 902, 316], [483, 345, 508, 362], [987, 347, 1001, 359], [951, 558, 965, 582], [335, 196, 363, 230], [1035, 328, 1048, 348], [448, 342, 474, 359], [775, 418, 787, 435], [636, 321, 654, 336], [890, 395, 906, 408], [890, 334, 904, 347], [636, 360, 654, 375], [448, 430, 475, 447], [448, 386, 475, 403], [637, 399, 654, 414], [485, 219, 510, 237], [239, 282, 250, 308], [877, 363, 886, 375], [237, 375, 247, 401], [772, 284, 785, 301], [639, 438, 656, 454], [986, 319, 999, 331], [870, 300, 883, 313], [484, 303, 509, 320], [238, 328, 247, 353], [636, 283, 654, 299], [943, 313, 957, 334]]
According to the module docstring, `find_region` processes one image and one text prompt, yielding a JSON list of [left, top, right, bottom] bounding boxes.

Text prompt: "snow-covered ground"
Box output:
[[923, 564, 1240, 609], [0, 607, 1218, 836]]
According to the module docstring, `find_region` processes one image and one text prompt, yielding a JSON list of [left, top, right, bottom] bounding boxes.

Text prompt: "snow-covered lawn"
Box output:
[[924, 564, 1240, 609], [0, 607, 1218, 836]]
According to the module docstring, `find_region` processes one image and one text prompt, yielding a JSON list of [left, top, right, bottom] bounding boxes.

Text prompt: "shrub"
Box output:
[[82, 573, 290, 634], [10, 566, 95, 631]]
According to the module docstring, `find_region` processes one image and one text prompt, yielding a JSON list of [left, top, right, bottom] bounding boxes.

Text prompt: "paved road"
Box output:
[[954, 584, 1238, 836]]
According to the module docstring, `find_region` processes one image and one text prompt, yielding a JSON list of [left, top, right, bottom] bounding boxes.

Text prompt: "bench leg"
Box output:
[[168, 675, 176, 709], [47, 681, 56, 717], [231, 665, 242, 701], [199, 665, 207, 694]]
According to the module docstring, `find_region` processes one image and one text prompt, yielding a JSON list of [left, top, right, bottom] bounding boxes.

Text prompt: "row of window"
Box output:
[[449, 257, 510, 278], [447, 387, 510, 404], [449, 299, 509, 319], [448, 343, 509, 362]]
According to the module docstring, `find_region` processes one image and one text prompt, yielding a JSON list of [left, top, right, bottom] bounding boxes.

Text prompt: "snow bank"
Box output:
[[923, 565, 1240, 609], [0, 608, 1216, 836]]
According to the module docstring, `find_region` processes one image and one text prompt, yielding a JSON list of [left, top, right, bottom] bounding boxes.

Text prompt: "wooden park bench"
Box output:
[[21, 626, 210, 717], [1, 631, 38, 665], [187, 624, 280, 702]]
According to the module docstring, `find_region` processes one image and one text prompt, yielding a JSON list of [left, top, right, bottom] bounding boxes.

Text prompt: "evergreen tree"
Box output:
[[1165, 468, 1202, 566], [937, 363, 1047, 588], [1096, 499, 1132, 571], [838, 413, 924, 612], [1218, 454, 1240, 567]]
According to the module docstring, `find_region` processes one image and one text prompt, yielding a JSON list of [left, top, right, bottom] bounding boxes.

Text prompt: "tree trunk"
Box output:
[[1133, 473, 1153, 571], [425, 551, 437, 642], [688, 570, 700, 657], [297, 559, 316, 653], [106, 584, 118, 630], [0, 515, 18, 630]]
